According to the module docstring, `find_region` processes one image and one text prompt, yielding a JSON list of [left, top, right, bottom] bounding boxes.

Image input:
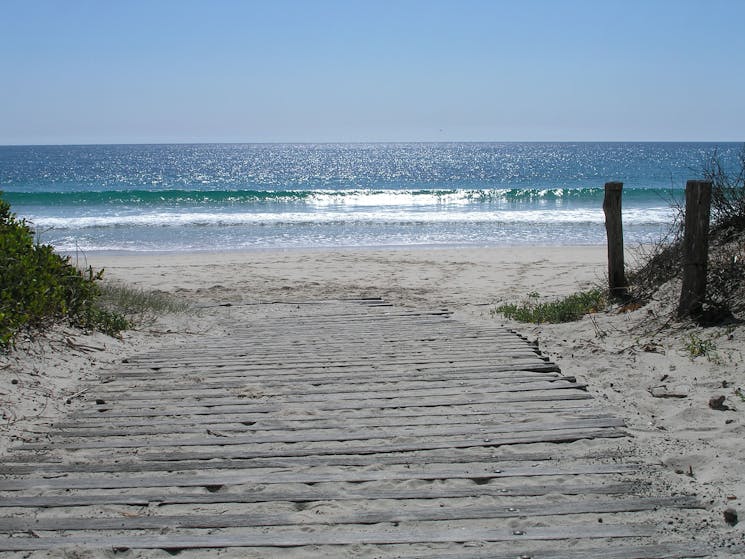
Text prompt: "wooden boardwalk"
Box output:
[[0, 299, 717, 557]]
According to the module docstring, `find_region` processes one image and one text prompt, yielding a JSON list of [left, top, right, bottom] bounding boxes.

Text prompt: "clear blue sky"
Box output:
[[2, 0, 744, 144]]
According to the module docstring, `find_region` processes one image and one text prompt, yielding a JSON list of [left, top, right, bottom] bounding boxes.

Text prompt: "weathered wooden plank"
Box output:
[[113, 337, 543, 352], [118, 331, 531, 352], [72, 390, 593, 419], [123, 335, 539, 348], [0, 481, 640, 508], [39, 410, 621, 444], [117, 351, 548, 366], [0, 523, 654, 551], [21, 424, 623, 451], [389, 542, 715, 559], [99, 362, 560, 381], [113, 342, 546, 362], [101, 362, 561, 381], [119, 341, 546, 362], [96, 362, 562, 383], [123, 338, 531, 356], [91, 373, 518, 392], [0, 450, 557, 475], [90, 376, 581, 401], [51, 409, 593, 434], [49, 412, 616, 439], [106, 359, 556, 379], [167, 346, 529, 360], [10, 428, 627, 465], [88, 378, 588, 405], [48, 408, 614, 437], [0, 496, 698, 532], [137, 347, 538, 363], [133, 331, 532, 347], [0, 462, 637, 492], [90, 371, 570, 399], [75, 382, 590, 414], [130, 427, 627, 462], [117, 346, 542, 365], [20, 417, 624, 450], [53, 400, 594, 429]]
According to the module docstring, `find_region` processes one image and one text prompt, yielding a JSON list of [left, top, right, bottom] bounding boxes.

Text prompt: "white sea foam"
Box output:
[[306, 190, 478, 207], [29, 206, 674, 229], [302, 188, 598, 207]]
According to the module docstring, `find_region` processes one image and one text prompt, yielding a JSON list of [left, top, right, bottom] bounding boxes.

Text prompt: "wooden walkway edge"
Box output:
[[0, 299, 731, 557]]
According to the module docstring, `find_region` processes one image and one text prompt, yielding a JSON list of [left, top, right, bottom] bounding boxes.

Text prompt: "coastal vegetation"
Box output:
[[629, 147, 745, 320], [0, 192, 128, 350], [492, 289, 605, 324], [495, 147, 745, 325], [683, 332, 719, 361], [98, 282, 191, 327]]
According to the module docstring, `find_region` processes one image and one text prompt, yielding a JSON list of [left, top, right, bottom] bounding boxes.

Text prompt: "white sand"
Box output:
[[86, 245, 608, 307], [2, 245, 743, 550]]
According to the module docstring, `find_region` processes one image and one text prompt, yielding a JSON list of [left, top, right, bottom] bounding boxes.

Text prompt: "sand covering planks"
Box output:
[[0, 300, 720, 557]]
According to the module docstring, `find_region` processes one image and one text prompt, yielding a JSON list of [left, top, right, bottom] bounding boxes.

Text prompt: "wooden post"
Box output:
[[677, 180, 712, 319], [603, 181, 628, 299]]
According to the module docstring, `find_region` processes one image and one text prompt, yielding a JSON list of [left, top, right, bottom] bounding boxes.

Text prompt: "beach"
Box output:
[[86, 245, 608, 306], [2, 245, 743, 555], [4, 0, 744, 551]]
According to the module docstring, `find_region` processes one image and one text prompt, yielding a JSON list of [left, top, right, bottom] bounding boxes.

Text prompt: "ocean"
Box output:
[[0, 142, 740, 253]]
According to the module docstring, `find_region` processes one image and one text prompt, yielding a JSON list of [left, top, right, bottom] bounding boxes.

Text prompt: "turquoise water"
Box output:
[[1, 142, 740, 251]]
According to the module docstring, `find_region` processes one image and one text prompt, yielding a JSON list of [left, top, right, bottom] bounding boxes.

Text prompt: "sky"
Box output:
[[2, 0, 744, 145]]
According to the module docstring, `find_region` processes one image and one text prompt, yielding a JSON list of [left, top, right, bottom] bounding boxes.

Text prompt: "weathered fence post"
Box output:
[[603, 181, 628, 299], [677, 180, 712, 319]]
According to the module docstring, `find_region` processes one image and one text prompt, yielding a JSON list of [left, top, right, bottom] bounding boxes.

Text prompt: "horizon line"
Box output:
[[2, 139, 744, 148]]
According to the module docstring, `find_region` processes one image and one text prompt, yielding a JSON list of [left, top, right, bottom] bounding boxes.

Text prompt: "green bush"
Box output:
[[492, 289, 606, 324], [0, 192, 128, 349]]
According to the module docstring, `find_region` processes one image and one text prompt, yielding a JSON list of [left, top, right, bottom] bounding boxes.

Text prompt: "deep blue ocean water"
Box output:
[[0, 142, 741, 252]]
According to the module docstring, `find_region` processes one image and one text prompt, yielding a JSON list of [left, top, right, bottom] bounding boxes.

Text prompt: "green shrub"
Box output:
[[492, 289, 606, 324], [0, 192, 128, 349]]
